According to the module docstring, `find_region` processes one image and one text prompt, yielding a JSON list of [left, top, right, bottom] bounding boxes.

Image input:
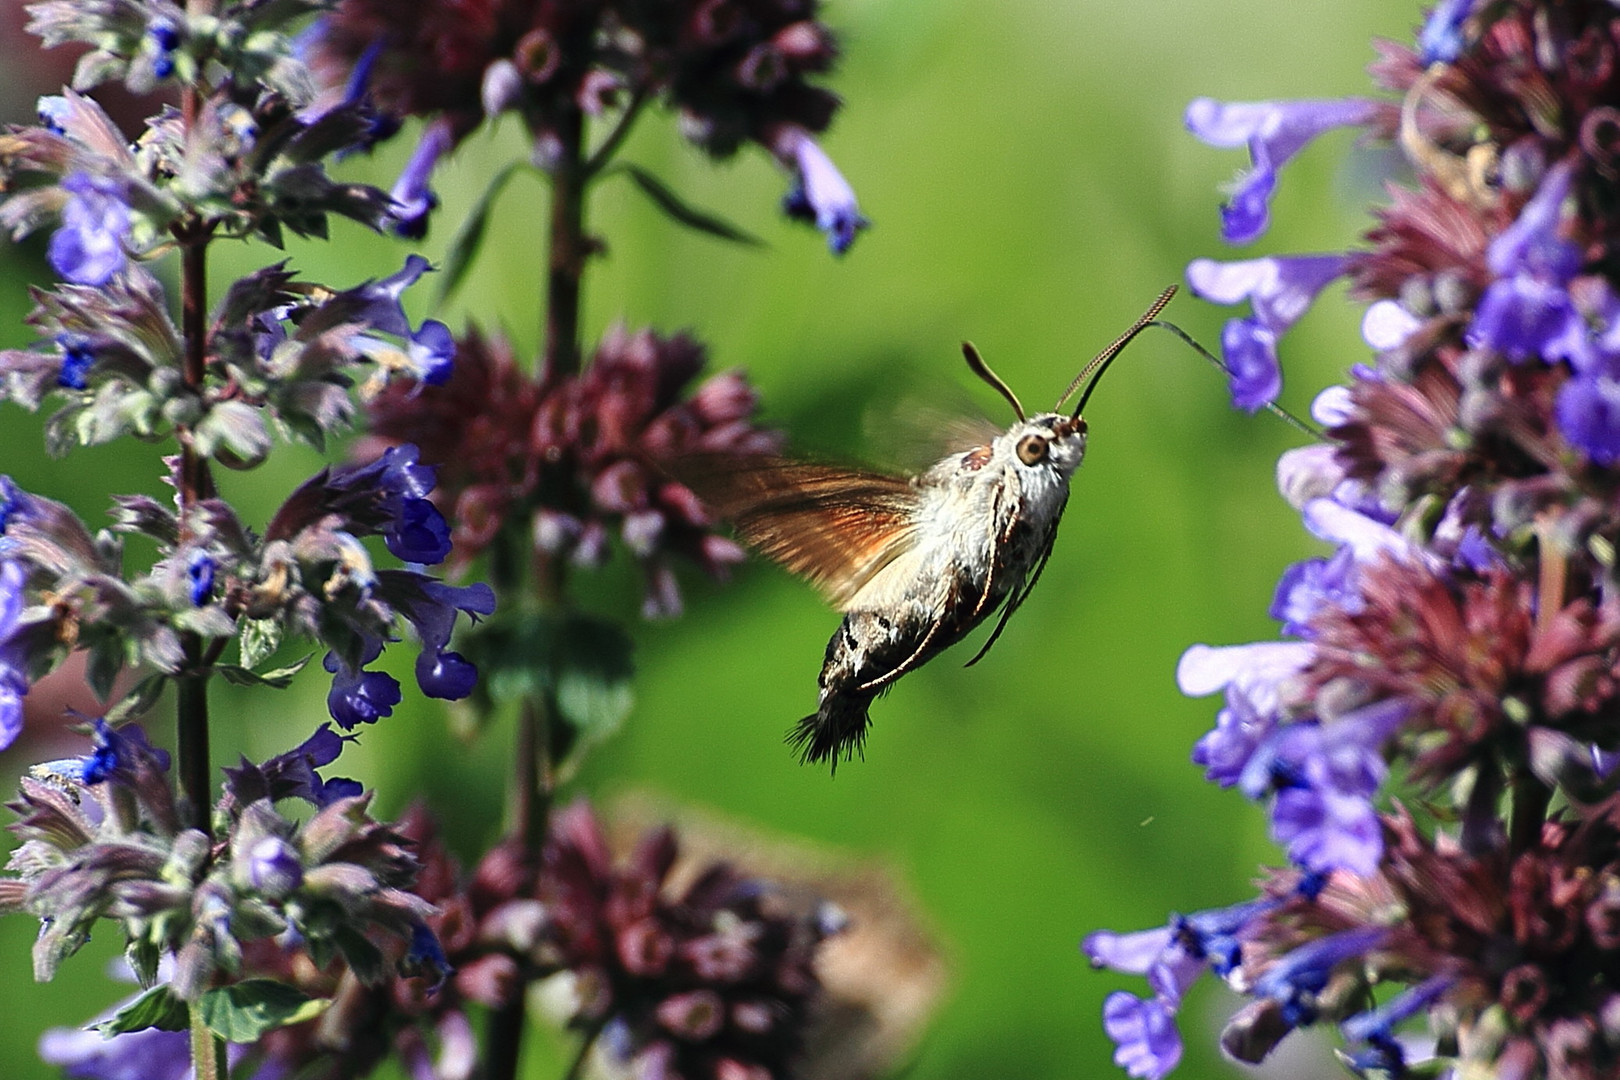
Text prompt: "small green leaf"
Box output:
[[239, 617, 283, 671], [436, 161, 528, 307], [552, 617, 635, 741], [196, 980, 317, 1042], [92, 984, 188, 1036], [104, 673, 167, 725], [216, 654, 311, 689], [618, 164, 764, 247]]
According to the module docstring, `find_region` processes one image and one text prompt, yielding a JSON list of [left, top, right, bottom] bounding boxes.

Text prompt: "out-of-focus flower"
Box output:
[[361, 327, 778, 617], [775, 126, 867, 254]]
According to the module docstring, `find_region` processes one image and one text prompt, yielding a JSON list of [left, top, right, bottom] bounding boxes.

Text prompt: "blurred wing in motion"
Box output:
[[679, 456, 922, 609]]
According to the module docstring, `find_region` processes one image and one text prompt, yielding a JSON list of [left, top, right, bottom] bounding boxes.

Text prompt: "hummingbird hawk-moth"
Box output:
[[684, 287, 1177, 771]]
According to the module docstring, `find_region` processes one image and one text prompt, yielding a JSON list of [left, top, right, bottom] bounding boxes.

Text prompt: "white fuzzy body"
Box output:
[[799, 412, 1088, 768]]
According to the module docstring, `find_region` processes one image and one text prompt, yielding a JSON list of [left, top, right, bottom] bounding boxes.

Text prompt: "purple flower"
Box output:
[[356, 255, 433, 338], [404, 921, 453, 993], [40, 1019, 192, 1080], [1187, 254, 1349, 332], [225, 724, 361, 806], [1556, 371, 1620, 463], [56, 335, 95, 389], [185, 550, 214, 606], [80, 719, 170, 786], [389, 117, 454, 239], [408, 319, 455, 385], [1361, 299, 1423, 350], [0, 560, 28, 749], [1418, 0, 1473, 64], [1340, 973, 1453, 1072], [350, 444, 452, 565], [1220, 317, 1281, 411], [37, 95, 70, 134], [48, 173, 131, 286], [323, 647, 403, 730], [1188, 255, 1348, 411], [1184, 97, 1380, 244], [1252, 927, 1386, 1026], [777, 127, 867, 255], [246, 836, 303, 898], [1469, 163, 1584, 362], [379, 573, 496, 700], [1101, 993, 1182, 1080], [145, 17, 182, 79]]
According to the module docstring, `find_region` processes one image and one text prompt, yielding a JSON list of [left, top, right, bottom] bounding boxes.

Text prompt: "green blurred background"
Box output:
[[0, 0, 1422, 1076]]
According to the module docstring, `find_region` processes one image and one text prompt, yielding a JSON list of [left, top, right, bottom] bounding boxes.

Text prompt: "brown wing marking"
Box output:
[[675, 456, 922, 607]]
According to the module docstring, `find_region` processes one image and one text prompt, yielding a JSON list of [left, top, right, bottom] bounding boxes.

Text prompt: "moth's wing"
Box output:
[[676, 455, 922, 609], [865, 402, 1003, 474]]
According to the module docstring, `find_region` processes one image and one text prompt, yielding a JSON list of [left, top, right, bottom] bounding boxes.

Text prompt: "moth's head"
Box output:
[[998, 413, 1087, 478]]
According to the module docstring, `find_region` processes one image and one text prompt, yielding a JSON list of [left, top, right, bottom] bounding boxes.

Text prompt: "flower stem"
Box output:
[[189, 1006, 226, 1080], [174, 80, 215, 834], [1510, 770, 1552, 856], [543, 108, 587, 379], [561, 1018, 607, 1080]]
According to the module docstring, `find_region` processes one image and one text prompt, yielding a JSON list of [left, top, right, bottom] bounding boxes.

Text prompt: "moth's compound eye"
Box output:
[[1016, 434, 1049, 466]]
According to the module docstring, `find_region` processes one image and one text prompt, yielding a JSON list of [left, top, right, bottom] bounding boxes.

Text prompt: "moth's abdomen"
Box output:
[[795, 585, 994, 771]]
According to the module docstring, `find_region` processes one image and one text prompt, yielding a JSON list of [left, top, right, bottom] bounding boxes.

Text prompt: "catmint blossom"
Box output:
[[47, 173, 131, 286], [776, 126, 868, 254], [388, 117, 455, 239], [1184, 97, 1382, 245]]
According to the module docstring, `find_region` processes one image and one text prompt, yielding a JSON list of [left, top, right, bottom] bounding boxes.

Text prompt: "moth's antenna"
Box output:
[[1060, 285, 1178, 420], [1145, 321, 1321, 439], [961, 341, 1026, 421]]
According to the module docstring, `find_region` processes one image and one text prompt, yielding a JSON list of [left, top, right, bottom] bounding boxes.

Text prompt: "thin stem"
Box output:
[[1510, 770, 1552, 856], [562, 1018, 607, 1080], [543, 107, 587, 379], [189, 1006, 227, 1080], [507, 695, 555, 853], [176, 658, 211, 831]]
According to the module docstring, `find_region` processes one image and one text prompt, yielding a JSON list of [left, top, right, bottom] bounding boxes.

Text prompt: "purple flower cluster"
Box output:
[[361, 326, 779, 618], [1088, 2, 1620, 1078], [304, 0, 865, 252]]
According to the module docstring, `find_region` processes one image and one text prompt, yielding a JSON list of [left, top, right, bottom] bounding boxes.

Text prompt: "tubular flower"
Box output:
[[1089, 3, 1620, 1078]]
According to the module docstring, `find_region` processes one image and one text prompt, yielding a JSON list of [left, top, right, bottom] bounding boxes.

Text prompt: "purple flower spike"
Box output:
[[1102, 993, 1183, 1080], [1470, 163, 1585, 362], [389, 117, 454, 239], [81, 719, 170, 785], [777, 127, 868, 255], [1185, 97, 1380, 244], [1220, 317, 1282, 411], [48, 173, 131, 286]]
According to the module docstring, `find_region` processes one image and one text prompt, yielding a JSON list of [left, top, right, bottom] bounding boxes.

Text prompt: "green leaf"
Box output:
[[618, 164, 764, 247], [216, 654, 311, 689], [104, 673, 167, 725], [552, 617, 635, 741], [196, 980, 318, 1042], [436, 161, 527, 307], [475, 612, 635, 748], [239, 617, 283, 671], [92, 984, 188, 1036]]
